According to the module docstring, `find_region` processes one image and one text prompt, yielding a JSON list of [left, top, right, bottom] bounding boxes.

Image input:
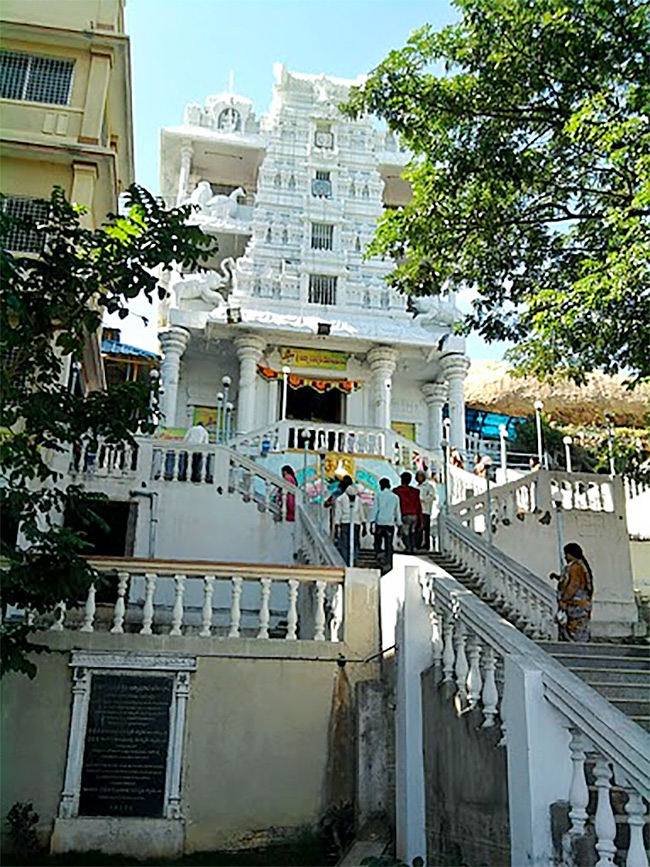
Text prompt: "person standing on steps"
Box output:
[[334, 484, 368, 566], [550, 542, 594, 642], [415, 469, 437, 551], [281, 465, 298, 522], [370, 478, 401, 570], [393, 471, 423, 554]]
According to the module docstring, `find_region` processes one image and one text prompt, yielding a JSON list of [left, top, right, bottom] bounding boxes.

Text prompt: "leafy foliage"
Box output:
[[343, 0, 650, 383], [0, 186, 215, 677]]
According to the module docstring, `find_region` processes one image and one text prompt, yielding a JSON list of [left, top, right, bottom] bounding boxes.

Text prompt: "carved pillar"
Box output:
[[421, 381, 448, 461], [234, 333, 266, 435], [367, 346, 398, 430], [176, 144, 193, 206], [158, 326, 190, 427], [440, 354, 470, 453]]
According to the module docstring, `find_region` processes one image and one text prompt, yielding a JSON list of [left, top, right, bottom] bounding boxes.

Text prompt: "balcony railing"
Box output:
[[48, 558, 346, 642]]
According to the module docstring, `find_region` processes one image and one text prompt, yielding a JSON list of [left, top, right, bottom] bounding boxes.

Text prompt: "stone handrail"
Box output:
[[424, 566, 649, 862], [452, 470, 619, 536], [439, 511, 556, 638], [295, 503, 343, 567], [49, 557, 346, 642]]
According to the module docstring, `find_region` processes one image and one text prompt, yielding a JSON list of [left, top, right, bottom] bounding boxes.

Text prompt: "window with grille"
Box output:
[[1, 197, 49, 253], [308, 274, 337, 306], [312, 170, 332, 199], [311, 223, 334, 251], [0, 51, 74, 105]]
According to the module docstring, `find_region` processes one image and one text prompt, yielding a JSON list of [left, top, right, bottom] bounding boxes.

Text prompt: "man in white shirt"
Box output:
[[181, 422, 209, 482], [415, 469, 438, 551], [334, 484, 368, 566], [370, 478, 401, 569], [183, 422, 209, 444]]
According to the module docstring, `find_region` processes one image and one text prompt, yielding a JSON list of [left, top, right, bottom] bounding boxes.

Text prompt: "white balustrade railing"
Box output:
[[423, 566, 650, 867], [70, 438, 139, 477], [439, 512, 556, 638], [448, 464, 488, 504], [452, 470, 619, 536], [230, 420, 439, 472], [50, 558, 345, 642]]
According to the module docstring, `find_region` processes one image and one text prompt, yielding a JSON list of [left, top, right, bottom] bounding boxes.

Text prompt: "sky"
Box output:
[[118, 0, 508, 360]]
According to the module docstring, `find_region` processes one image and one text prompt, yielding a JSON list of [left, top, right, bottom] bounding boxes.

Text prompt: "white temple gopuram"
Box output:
[[157, 63, 469, 465]]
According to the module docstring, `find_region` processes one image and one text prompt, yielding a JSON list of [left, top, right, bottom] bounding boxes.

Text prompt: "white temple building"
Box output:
[[157, 63, 469, 464]]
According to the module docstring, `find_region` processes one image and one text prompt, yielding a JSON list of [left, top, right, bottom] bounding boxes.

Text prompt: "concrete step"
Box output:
[[538, 641, 650, 660], [580, 680, 650, 700], [568, 668, 650, 687], [542, 653, 649, 672]]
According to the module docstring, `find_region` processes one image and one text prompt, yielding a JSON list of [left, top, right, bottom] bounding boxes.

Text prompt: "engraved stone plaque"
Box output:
[[79, 674, 173, 817]]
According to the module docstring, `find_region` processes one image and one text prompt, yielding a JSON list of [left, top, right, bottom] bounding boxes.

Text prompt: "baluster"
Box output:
[[454, 623, 468, 698], [200, 576, 215, 637], [50, 601, 67, 632], [287, 579, 299, 640], [466, 635, 482, 707], [79, 584, 96, 633], [314, 580, 326, 640], [593, 756, 616, 866], [140, 573, 157, 635], [481, 646, 499, 727], [330, 584, 343, 642], [228, 576, 243, 637], [567, 730, 590, 836], [169, 574, 186, 636], [442, 612, 456, 683], [110, 572, 129, 633], [257, 577, 271, 638], [624, 788, 648, 867], [431, 606, 443, 668]]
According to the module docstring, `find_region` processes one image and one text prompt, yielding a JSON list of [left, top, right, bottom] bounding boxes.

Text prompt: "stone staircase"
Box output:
[[538, 642, 650, 732], [424, 551, 650, 732]]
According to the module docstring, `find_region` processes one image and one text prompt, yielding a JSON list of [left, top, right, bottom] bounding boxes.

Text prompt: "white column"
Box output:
[[234, 333, 266, 435], [421, 381, 447, 460], [158, 326, 190, 428], [176, 144, 193, 206], [367, 346, 397, 430], [441, 354, 470, 453], [395, 564, 430, 866]]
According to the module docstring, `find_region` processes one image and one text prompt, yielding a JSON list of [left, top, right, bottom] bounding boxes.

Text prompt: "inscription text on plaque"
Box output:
[[79, 674, 173, 818]]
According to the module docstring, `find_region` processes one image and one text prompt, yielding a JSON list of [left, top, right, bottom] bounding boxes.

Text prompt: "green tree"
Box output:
[[343, 0, 650, 383], [0, 186, 215, 676]]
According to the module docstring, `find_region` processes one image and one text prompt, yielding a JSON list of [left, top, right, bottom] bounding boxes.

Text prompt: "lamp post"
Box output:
[[281, 366, 290, 421], [148, 368, 160, 433], [441, 437, 450, 512], [606, 414, 615, 476], [563, 436, 573, 473], [69, 360, 82, 395], [319, 447, 327, 532], [498, 424, 508, 482], [482, 456, 494, 545], [221, 375, 231, 412], [552, 490, 564, 573], [534, 400, 544, 468], [215, 392, 224, 443], [225, 401, 234, 442]]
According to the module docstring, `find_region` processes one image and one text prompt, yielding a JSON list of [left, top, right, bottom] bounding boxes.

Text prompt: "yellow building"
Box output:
[[0, 0, 134, 385]]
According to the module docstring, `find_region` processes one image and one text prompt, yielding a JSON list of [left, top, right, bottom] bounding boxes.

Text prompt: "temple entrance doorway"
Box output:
[[285, 385, 344, 424]]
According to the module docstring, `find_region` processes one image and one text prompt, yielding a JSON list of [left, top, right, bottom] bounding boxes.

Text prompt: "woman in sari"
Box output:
[[281, 465, 298, 522], [550, 542, 594, 642]]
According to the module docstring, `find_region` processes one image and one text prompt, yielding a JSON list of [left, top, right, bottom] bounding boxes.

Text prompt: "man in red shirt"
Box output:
[[393, 471, 423, 554]]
